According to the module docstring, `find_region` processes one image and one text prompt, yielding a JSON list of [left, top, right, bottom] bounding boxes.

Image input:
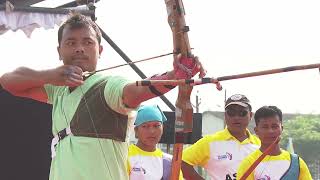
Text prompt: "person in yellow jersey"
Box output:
[[181, 94, 261, 180], [128, 105, 183, 180], [237, 105, 312, 180]]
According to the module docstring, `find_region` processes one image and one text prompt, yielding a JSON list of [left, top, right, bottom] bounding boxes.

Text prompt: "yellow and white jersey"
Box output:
[[182, 128, 260, 180], [237, 149, 313, 180], [128, 144, 183, 180]]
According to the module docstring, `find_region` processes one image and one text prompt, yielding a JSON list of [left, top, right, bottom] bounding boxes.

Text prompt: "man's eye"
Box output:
[[66, 41, 75, 46], [85, 41, 93, 45]]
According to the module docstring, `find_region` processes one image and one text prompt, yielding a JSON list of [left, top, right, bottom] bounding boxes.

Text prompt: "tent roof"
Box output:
[[0, 0, 101, 7], [0, 0, 96, 37], [0, 0, 45, 6]]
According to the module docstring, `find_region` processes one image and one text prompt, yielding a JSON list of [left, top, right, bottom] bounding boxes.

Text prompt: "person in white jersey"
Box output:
[[127, 105, 183, 180], [237, 105, 312, 180], [181, 94, 261, 180]]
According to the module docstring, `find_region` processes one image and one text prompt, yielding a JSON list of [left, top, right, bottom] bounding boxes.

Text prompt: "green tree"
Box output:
[[280, 115, 320, 162]]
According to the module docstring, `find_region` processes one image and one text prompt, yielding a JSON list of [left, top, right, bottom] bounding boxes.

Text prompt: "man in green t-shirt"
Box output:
[[0, 13, 205, 180]]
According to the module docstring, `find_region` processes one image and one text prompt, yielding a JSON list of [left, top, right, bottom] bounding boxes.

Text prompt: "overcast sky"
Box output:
[[1, 0, 319, 114]]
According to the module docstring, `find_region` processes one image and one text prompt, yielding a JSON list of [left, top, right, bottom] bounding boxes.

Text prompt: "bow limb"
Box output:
[[239, 137, 280, 180], [164, 0, 194, 179]]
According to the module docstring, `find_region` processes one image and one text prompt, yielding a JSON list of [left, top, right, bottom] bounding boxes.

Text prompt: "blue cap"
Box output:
[[134, 105, 167, 127]]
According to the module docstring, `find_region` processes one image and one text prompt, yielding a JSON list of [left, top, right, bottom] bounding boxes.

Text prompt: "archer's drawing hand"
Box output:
[[50, 65, 84, 87]]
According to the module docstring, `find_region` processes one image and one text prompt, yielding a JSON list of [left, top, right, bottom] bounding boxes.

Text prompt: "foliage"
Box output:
[[280, 115, 320, 163]]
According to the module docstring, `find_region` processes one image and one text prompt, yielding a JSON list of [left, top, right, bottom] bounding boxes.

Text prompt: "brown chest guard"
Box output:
[[69, 79, 128, 142]]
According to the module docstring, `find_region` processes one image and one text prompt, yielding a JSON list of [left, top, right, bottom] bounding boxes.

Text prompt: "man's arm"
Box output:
[[181, 135, 211, 180], [0, 65, 83, 103], [122, 70, 175, 108], [181, 161, 204, 180], [123, 55, 207, 108]]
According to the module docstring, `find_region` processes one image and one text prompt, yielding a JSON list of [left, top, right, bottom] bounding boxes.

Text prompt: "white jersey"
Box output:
[[182, 128, 261, 180]]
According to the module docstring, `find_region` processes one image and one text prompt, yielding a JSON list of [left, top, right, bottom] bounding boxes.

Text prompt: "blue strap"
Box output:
[[280, 153, 300, 180]]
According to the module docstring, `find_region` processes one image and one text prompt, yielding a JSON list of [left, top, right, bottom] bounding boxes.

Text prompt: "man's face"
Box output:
[[57, 25, 103, 72], [135, 121, 163, 148], [225, 105, 252, 133], [254, 116, 282, 145]]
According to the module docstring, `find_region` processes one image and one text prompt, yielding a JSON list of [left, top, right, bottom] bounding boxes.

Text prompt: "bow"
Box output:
[[164, 0, 194, 179]]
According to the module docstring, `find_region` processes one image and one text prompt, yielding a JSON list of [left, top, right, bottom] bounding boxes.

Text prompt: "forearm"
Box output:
[[123, 71, 176, 108], [144, 70, 176, 97], [1, 67, 53, 94], [181, 161, 204, 180]]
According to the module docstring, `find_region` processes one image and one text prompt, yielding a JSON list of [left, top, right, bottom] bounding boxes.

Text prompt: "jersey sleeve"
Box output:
[[182, 136, 210, 167], [299, 157, 313, 180], [162, 152, 183, 180], [44, 84, 55, 104], [104, 76, 133, 115]]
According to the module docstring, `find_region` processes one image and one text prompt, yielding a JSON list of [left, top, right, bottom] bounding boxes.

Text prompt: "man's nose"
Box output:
[[149, 127, 155, 133], [267, 127, 275, 133], [148, 127, 157, 134], [75, 45, 85, 53]]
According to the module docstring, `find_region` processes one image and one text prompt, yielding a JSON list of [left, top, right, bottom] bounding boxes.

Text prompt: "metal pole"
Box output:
[[97, 26, 175, 111]]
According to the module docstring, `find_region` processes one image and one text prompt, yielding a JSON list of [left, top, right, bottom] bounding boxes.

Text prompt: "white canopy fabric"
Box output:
[[0, 10, 68, 37], [0, 2, 91, 38]]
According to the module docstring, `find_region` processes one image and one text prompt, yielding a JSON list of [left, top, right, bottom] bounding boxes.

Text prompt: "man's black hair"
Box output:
[[254, 106, 282, 125], [58, 13, 102, 46]]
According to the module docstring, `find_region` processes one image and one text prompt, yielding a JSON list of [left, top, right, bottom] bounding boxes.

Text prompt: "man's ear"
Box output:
[[160, 124, 164, 136], [134, 127, 138, 139], [254, 126, 258, 135], [99, 45, 103, 56], [249, 111, 253, 120]]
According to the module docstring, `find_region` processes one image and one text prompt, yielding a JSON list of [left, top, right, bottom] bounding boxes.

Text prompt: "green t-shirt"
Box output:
[[45, 73, 133, 180]]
